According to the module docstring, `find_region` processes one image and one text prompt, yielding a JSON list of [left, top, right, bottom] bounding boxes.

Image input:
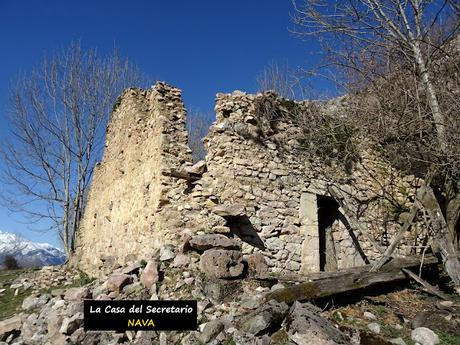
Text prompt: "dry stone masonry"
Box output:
[[75, 82, 427, 280]]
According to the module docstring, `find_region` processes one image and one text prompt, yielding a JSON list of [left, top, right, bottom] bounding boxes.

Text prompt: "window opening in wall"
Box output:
[[224, 215, 266, 250], [317, 195, 340, 272]]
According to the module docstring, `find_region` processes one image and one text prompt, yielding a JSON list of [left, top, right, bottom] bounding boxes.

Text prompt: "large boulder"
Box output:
[[238, 300, 289, 335], [282, 302, 351, 345], [200, 249, 244, 279], [189, 234, 241, 251]]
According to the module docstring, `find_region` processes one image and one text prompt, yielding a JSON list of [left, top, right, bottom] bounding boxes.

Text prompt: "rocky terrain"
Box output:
[[0, 252, 459, 345]]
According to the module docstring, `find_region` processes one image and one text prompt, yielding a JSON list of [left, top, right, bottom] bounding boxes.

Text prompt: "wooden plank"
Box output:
[[265, 256, 439, 304], [401, 268, 449, 300]]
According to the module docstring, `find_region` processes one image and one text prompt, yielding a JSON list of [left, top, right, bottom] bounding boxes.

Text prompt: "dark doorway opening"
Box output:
[[317, 196, 340, 272]]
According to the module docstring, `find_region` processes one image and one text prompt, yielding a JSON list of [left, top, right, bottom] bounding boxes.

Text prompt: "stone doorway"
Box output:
[[300, 192, 361, 274], [317, 195, 340, 272]]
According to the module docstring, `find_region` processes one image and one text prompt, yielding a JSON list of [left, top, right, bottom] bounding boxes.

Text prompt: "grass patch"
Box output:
[[439, 331, 460, 345], [0, 267, 95, 320], [0, 268, 38, 320]]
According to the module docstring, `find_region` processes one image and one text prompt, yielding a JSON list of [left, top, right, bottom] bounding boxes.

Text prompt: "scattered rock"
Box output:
[[106, 274, 133, 292], [121, 262, 141, 275], [363, 311, 376, 320], [246, 252, 269, 279], [60, 312, 84, 335], [283, 302, 351, 345], [411, 327, 440, 345], [201, 279, 242, 303], [21, 295, 41, 311], [160, 247, 176, 261], [367, 322, 381, 334], [172, 254, 190, 267], [64, 287, 91, 301], [199, 319, 224, 343], [140, 260, 159, 289], [200, 249, 244, 278], [0, 316, 22, 341], [239, 300, 289, 335]]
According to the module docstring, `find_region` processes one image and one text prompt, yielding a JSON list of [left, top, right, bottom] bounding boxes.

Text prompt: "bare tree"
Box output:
[[291, 0, 460, 290], [0, 42, 147, 258], [186, 109, 214, 162], [256, 60, 313, 100]]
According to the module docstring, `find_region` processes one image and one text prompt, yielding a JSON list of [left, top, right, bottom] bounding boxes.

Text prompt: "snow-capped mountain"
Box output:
[[0, 230, 66, 269]]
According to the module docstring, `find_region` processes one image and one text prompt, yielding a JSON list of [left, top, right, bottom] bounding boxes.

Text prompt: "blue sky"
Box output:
[[0, 0, 320, 248]]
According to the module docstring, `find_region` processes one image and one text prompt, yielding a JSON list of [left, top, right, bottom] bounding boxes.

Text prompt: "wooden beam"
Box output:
[[265, 256, 439, 304], [401, 268, 449, 300]]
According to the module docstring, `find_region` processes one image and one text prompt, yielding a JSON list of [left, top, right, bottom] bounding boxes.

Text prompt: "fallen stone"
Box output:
[[22, 295, 41, 311], [64, 287, 91, 301], [140, 260, 159, 289], [0, 316, 22, 341], [246, 252, 269, 279], [212, 204, 245, 217], [60, 312, 84, 335], [239, 299, 288, 335], [283, 302, 351, 345], [411, 327, 439, 345], [172, 254, 190, 267], [189, 234, 241, 251], [160, 247, 176, 261], [107, 274, 133, 292], [367, 322, 381, 334], [201, 279, 242, 303], [199, 320, 224, 343], [185, 160, 207, 175], [70, 327, 85, 343], [200, 249, 244, 279], [121, 262, 142, 275], [363, 311, 376, 320], [123, 281, 144, 296]]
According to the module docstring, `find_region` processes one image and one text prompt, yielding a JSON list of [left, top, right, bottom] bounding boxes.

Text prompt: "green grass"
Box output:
[[0, 268, 38, 320], [0, 268, 95, 320], [439, 331, 460, 345]]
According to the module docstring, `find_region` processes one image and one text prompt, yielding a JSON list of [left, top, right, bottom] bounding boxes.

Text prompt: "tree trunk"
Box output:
[[411, 39, 447, 151], [445, 181, 460, 248], [418, 184, 460, 292]]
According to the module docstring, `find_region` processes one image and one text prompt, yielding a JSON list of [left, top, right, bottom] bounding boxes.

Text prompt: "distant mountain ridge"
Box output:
[[0, 230, 65, 269]]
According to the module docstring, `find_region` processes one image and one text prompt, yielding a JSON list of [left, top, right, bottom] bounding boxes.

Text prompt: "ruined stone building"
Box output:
[[75, 82, 427, 278]]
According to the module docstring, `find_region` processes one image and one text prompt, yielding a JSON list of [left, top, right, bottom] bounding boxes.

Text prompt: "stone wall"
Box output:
[[76, 83, 193, 274], [76, 83, 427, 278], [199, 91, 426, 275]]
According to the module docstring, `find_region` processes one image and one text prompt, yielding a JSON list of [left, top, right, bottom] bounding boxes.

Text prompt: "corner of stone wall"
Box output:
[[75, 82, 194, 276]]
